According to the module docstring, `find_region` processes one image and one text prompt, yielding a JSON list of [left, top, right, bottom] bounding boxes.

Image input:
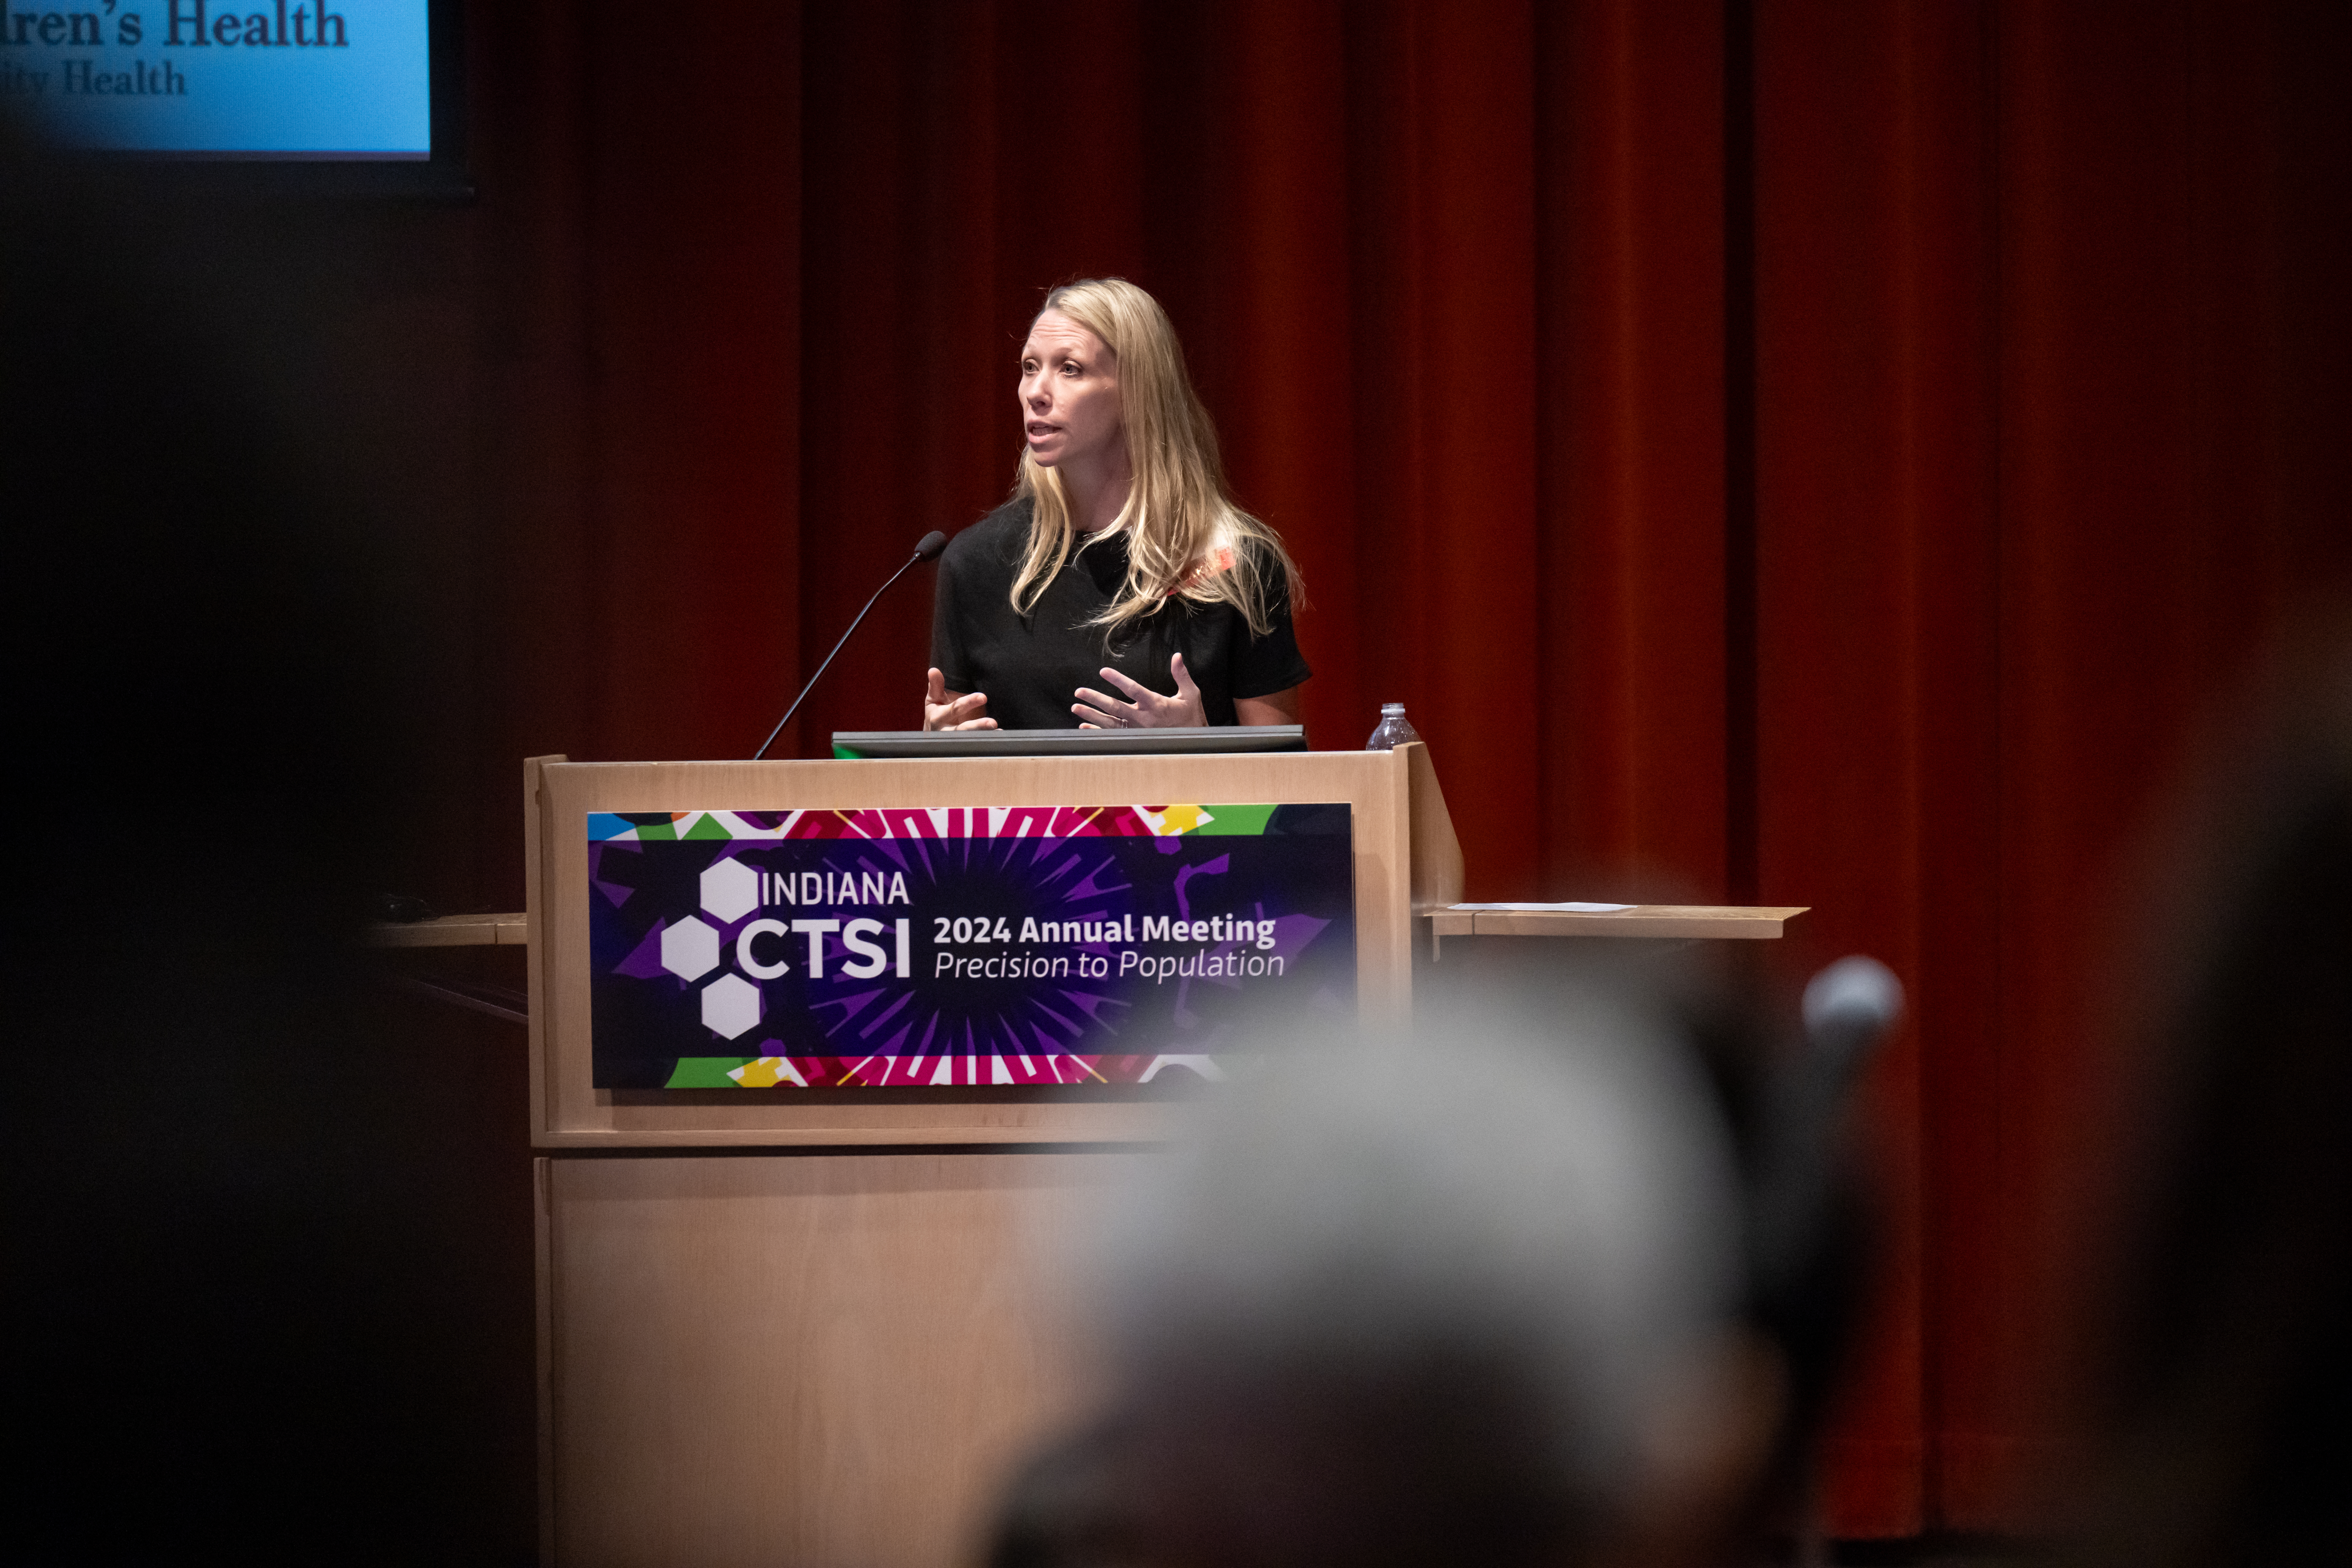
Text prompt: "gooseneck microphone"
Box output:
[[752, 530, 948, 761], [1749, 955, 1905, 1306]]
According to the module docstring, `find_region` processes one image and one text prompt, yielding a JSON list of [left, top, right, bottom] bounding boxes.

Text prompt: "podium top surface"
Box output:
[[831, 726, 1307, 759]]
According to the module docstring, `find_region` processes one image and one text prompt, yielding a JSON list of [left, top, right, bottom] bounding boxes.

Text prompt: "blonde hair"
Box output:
[[1010, 278, 1302, 638]]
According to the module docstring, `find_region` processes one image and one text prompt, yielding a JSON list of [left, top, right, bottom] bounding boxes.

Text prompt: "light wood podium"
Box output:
[[524, 745, 1462, 1567]]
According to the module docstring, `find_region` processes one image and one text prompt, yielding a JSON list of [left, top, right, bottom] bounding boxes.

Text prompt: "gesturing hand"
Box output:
[[924, 667, 997, 731], [1074, 653, 1207, 729]]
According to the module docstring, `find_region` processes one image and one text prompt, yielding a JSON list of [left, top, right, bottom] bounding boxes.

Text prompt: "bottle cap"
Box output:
[[1381, 703, 1406, 714]]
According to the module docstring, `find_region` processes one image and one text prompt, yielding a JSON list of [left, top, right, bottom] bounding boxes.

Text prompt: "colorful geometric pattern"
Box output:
[[587, 803, 1355, 1091], [662, 1051, 1228, 1091], [587, 803, 1283, 844]]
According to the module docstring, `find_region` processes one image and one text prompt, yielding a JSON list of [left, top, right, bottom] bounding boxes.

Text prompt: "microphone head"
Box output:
[[1801, 955, 1905, 1066], [914, 530, 948, 561]]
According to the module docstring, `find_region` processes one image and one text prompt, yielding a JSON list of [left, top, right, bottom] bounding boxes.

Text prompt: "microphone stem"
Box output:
[[752, 549, 926, 761]]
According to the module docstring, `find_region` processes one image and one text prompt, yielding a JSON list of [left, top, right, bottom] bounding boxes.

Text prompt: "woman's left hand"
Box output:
[[1074, 653, 1207, 728]]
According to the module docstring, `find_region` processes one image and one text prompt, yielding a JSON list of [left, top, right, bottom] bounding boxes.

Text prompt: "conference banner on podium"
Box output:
[[584, 803, 1356, 1089]]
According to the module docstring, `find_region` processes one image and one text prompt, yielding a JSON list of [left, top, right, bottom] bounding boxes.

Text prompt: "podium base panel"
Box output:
[[537, 1148, 1127, 1568]]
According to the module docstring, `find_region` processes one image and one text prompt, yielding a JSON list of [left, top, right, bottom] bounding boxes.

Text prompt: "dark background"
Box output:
[[41, 0, 2347, 1547]]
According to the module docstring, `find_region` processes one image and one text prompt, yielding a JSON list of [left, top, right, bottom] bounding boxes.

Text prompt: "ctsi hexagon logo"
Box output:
[[584, 804, 1357, 1092], [641, 850, 905, 1041]]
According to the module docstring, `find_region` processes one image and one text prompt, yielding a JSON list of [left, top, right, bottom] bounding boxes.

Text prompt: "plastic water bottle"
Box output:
[[1365, 703, 1421, 751]]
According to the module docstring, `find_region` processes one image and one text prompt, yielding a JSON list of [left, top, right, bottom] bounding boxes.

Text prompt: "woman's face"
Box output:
[[1018, 310, 1122, 472]]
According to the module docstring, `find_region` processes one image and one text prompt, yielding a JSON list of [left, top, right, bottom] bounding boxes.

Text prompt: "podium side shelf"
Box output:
[[1426, 904, 1809, 945]]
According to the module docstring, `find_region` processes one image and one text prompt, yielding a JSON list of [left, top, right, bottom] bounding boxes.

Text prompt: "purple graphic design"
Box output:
[[585, 803, 1354, 1089]]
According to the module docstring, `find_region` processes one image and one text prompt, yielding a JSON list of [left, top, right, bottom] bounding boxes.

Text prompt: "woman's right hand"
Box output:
[[924, 667, 997, 731]]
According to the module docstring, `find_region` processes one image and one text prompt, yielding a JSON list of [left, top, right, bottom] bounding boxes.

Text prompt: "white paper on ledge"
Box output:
[[1448, 901, 1635, 913]]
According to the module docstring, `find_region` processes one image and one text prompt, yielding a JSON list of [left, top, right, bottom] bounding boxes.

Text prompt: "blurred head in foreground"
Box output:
[[1004, 987, 1785, 1568], [2066, 612, 2352, 1568]]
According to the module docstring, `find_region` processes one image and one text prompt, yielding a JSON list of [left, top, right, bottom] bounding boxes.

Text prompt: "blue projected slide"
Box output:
[[1, 2, 429, 156]]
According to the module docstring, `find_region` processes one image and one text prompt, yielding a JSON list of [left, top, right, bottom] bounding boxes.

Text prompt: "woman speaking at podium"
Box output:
[[924, 279, 1309, 731]]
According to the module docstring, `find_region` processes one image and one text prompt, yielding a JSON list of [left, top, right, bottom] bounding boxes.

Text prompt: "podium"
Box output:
[[524, 744, 1461, 1566]]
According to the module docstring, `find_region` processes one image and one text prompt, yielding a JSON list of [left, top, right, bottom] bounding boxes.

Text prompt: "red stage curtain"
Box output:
[[463, 0, 2352, 1536]]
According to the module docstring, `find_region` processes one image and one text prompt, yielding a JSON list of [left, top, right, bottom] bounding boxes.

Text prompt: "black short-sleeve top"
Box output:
[[929, 499, 1311, 730]]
